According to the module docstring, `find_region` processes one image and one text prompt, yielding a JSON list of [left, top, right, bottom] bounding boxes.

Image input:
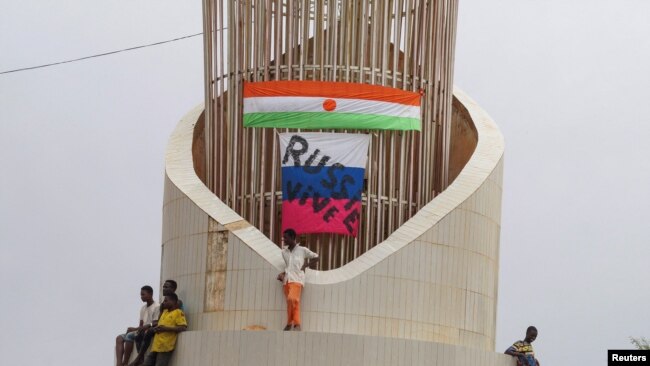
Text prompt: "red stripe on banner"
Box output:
[[282, 199, 362, 237], [243, 80, 420, 106]]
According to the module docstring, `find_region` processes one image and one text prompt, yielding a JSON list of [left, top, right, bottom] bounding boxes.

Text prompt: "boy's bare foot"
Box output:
[[292, 325, 301, 331], [283, 324, 292, 331]]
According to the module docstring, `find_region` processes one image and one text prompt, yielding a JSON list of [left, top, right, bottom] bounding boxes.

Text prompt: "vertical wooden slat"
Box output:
[[202, 0, 213, 192]]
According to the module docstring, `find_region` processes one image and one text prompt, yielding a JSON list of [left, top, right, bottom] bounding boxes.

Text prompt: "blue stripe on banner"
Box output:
[[281, 166, 365, 202]]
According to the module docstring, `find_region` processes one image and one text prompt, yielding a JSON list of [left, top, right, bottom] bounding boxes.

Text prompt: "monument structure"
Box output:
[[160, 1, 512, 364]]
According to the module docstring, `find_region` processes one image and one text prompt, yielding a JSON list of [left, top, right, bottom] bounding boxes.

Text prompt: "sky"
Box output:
[[1, 1, 648, 365]]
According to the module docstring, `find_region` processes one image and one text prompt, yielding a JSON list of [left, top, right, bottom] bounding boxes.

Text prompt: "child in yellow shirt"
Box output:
[[142, 293, 187, 366], [505, 326, 540, 366]]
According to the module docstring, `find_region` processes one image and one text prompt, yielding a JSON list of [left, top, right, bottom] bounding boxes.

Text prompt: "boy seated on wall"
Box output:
[[130, 279, 184, 366], [142, 293, 187, 366], [115, 285, 159, 366]]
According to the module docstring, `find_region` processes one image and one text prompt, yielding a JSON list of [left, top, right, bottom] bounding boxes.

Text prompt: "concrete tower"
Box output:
[[160, 1, 511, 365]]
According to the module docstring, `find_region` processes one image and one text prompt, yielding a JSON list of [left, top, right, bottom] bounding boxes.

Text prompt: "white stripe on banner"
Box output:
[[245, 96, 420, 119], [279, 133, 370, 168]]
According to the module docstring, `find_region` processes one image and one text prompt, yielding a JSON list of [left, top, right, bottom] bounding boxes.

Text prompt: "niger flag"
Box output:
[[243, 80, 421, 131]]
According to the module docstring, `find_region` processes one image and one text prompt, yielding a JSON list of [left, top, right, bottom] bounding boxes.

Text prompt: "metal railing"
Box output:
[[201, 0, 459, 270]]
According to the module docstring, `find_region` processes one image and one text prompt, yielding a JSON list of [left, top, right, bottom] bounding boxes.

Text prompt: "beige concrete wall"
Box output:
[[160, 87, 504, 362], [169, 331, 514, 366]]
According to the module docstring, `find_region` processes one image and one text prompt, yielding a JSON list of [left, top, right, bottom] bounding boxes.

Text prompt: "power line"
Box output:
[[0, 32, 204, 76]]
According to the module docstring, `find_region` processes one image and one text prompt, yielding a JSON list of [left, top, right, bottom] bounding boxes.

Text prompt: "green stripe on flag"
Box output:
[[243, 112, 420, 131]]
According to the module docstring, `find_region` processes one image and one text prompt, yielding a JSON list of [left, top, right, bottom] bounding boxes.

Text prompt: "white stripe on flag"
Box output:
[[279, 133, 370, 168], [245, 96, 420, 119]]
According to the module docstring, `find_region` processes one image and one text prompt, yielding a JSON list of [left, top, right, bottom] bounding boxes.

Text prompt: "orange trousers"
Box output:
[[283, 282, 303, 326]]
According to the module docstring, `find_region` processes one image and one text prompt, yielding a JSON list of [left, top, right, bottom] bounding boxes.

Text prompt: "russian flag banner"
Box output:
[[279, 132, 370, 237]]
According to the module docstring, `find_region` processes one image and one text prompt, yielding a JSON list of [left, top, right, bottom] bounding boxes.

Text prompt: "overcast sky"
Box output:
[[1, 1, 648, 365]]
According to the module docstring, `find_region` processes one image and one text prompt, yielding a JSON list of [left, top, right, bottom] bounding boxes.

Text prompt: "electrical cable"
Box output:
[[0, 32, 204, 75]]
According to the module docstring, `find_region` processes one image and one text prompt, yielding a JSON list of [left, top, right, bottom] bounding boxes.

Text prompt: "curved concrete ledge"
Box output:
[[164, 87, 503, 285]]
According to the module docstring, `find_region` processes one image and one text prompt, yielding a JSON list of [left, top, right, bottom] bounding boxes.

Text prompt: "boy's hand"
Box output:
[[277, 272, 285, 282]]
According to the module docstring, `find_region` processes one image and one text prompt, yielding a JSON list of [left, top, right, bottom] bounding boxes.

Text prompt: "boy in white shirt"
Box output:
[[115, 286, 159, 366], [276, 229, 319, 331]]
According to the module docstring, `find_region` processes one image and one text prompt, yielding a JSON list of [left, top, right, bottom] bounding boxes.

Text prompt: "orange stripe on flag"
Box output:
[[243, 80, 420, 106]]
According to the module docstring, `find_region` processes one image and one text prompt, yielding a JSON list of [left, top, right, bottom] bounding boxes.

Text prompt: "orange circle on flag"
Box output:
[[322, 99, 337, 112]]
